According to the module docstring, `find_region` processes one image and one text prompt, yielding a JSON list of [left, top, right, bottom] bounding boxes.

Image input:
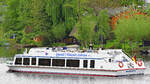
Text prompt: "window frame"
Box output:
[[66, 59, 80, 68], [31, 58, 36, 65], [15, 58, 22, 65], [83, 60, 88, 68], [38, 58, 51, 66], [23, 58, 30, 65], [52, 59, 65, 67], [90, 60, 95, 68]]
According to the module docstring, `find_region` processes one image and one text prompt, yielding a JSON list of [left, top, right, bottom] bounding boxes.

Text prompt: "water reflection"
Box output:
[[1, 57, 150, 84]]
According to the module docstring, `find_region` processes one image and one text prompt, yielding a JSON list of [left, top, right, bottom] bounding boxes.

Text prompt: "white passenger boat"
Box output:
[[7, 47, 146, 77]]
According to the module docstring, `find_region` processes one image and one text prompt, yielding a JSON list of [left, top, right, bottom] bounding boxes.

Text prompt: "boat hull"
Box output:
[[8, 65, 145, 77]]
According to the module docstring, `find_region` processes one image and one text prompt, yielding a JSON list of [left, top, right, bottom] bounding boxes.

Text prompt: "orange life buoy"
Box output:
[[118, 61, 124, 68], [137, 61, 143, 67]]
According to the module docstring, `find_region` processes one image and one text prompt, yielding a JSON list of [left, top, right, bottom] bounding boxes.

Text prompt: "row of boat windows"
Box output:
[[15, 58, 95, 68]]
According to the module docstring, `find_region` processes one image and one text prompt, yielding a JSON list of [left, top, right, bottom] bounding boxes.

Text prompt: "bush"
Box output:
[[51, 43, 66, 47], [104, 40, 121, 49]]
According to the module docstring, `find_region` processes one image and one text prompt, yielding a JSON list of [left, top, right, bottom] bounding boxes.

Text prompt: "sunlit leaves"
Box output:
[[75, 15, 96, 47], [114, 14, 150, 42], [51, 24, 66, 41], [121, 0, 145, 7], [97, 10, 111, 40]]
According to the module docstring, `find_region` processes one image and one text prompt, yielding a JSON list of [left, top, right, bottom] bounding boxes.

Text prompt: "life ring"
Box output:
[[137, 61, 143, 67], [118, 61, 124, 68]]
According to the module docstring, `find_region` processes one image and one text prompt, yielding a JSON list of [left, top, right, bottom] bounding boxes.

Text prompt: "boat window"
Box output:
[[23, 58, 30, 65], [15, 58, 22, 65], [32, 58, 36, 65], [83, 60, 88, 68], [122, 56, 129, 62], [109, 59, 111, 62], [67, 60, 79, 67], [52, 59, 65, 67], [90, 60, 95, 68], [39, 59, 51, 66]]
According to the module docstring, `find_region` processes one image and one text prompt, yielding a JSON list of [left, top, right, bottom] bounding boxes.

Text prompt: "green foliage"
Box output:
[[46, 0, 63, 25], [0, 47, 11, 57], [30, 0, 51, 33], [0, 39, 18, 57], [95, 10, 111, 43], [21, 33, 35, 45], [114, 15, 150, 41], [93, 44, 103, 49], [121, 0, 145, 8], [62, 3, 77, 33], [0, 28, 6, 46], [74, 10, 111, 47], [1, 0, 150, 56], [114, 14, 150, 54], [76, 15, 96, 47], [105, 39, 121, 49], [2, 0, 53, 46], [46, 0, 77, 33], [51, 43, 66, 47], [2, 0, 20, 32], [1, 0, 117, 49], [144, 4, 150, 15], [0, 5, 6, 16], [121, 0, 134, 6], [51, 24, 66, 41]]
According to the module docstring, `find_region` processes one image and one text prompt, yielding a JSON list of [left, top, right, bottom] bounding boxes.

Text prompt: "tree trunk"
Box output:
[[78, 0, 82, 25], [130, 41, 133, 56], [124, 41, 126, 51]]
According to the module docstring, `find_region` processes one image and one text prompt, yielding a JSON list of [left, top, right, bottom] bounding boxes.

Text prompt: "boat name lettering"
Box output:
[[56, 53, 87, 56]]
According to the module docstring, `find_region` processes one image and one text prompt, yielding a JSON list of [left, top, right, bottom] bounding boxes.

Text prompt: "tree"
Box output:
[[75, 15, 96, 47], [2, 0, 20, 32], [114, 14, 150, 53], [115, 15, 150, 41], [0, 0, 6, 17], [95, 10, 111, 44], [45, 0, 78, 44], [1, 0, 23, 45], [74, 9, 111, 47], [121, 0, 145, 8], [30, 0, 51, 34], [51, 24, 66, 42], [62, 0, 78, 33]]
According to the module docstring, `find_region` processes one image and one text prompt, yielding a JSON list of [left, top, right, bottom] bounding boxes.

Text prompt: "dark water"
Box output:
[[0, 58, 150, 84]]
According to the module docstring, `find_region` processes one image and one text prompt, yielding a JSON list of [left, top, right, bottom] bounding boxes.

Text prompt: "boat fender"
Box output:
[[118, 61, 124, 68], [137, 61, 143, 67]]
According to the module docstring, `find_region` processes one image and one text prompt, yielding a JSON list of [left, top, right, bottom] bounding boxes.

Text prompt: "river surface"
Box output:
[[0, 58, 150, 84]]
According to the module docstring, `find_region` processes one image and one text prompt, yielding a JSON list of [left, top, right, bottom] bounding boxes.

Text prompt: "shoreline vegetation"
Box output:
[[1, 0, 150, 57]]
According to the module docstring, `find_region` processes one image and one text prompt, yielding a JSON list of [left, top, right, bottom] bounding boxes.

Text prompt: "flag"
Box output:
[[132, 56, 136, 63]]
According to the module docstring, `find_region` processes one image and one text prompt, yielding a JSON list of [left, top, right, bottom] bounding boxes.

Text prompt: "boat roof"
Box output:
[[15, 47, 126, 59]]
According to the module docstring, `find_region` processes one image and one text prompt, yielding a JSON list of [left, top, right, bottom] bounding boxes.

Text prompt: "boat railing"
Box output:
[[6, 60, 13, 65]]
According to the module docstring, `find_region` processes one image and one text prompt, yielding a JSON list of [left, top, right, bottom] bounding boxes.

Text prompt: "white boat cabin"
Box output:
[[13, 47, 135, 70]]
